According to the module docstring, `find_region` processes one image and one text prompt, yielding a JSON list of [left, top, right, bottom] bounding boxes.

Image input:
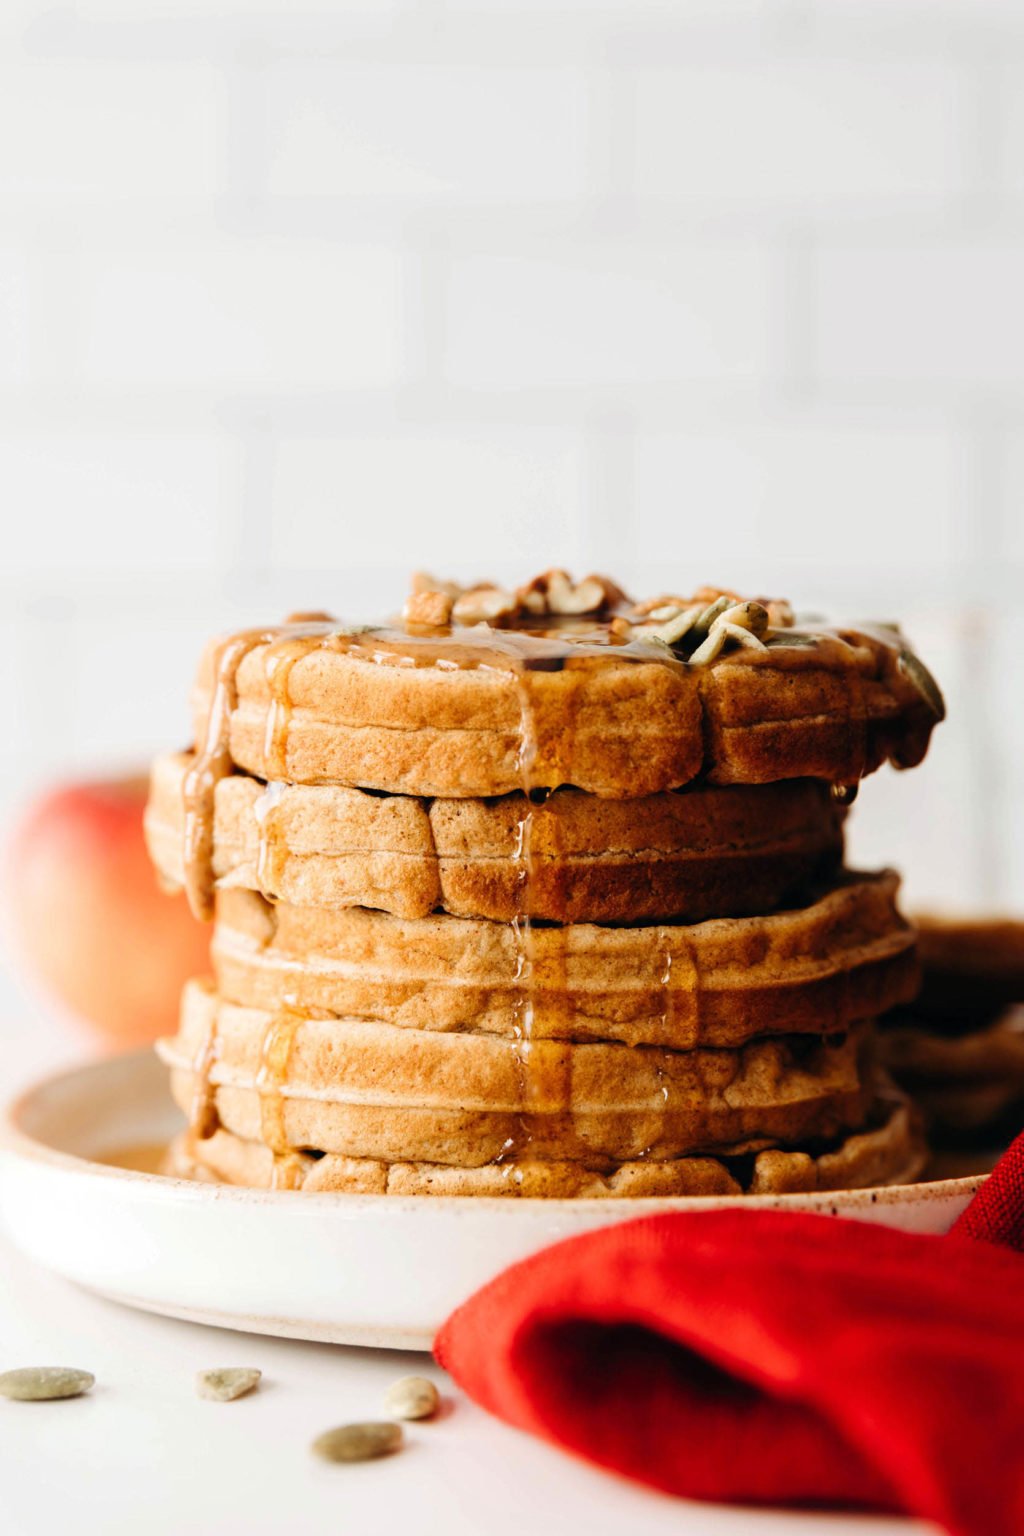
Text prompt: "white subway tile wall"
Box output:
[[264, 64, 592, 201], [443, 244, 775, 388], [632, 59, 969, 207], [1, 0, 1022, 1008], [0, 61, 226, 207], [0, 249, 31, 387]]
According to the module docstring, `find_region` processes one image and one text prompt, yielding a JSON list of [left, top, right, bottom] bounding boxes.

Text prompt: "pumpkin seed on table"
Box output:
[[312, 1421, 404, 1463], [384, 1375, 440, 1421], [0, 1367, 94, 1402], [898, 649, 946, 721], [196, 1368, 261, 1402]]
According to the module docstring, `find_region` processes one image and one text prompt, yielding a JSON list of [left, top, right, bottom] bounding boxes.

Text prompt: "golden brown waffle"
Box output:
[[158, 980, 873, 1165], [146, 752, 844, 924], [147, 573, 941, 1199], [193, 616, 938, 806], [881, 916, 1024, 1139], [208, 872, 918, 1050], [164, 1092, 925, 1197], [174, 578, 941, 920]]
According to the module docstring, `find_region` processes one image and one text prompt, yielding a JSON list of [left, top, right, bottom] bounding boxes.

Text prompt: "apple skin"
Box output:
[[7, 775, 209, 1049]]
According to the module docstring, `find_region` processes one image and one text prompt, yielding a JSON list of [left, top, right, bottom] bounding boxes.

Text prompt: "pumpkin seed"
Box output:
[[690, 595, 733, 638], [312, 1421, 404, 1463], [0, 1367, 94, 1402], [719, 622, 767, 651], [898, 650, 946, 721], [719, 601, 769, 637], [648, 603, 704, 647], [196, 1368, 261, 1402], [384, 1375, 440, 1421], [688, 626, 727, 666]]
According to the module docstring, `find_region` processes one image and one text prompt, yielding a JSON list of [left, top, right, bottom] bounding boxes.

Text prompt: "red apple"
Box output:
[[7, 775, 209, 1049]]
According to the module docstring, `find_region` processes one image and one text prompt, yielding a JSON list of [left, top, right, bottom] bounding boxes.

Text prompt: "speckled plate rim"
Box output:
[[0, 1048, 987, 1217], [0, 1050, 990, 1349]]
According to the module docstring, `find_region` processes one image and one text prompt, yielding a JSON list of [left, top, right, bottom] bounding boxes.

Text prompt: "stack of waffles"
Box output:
[[146, 572, 945, 1197]]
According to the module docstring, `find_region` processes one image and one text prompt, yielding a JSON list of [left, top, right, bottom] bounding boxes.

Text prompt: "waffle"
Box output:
[[208, 871, 918, 1050], [193, 614, 939, 808], [146, 751, 844, 924], [163, 1091, 925, 1197], [882, 917, 1024, 1140], [158, 981, 873, 1165], [883, 1009, 1024, 1135], [906, 916, 1024, 1032]]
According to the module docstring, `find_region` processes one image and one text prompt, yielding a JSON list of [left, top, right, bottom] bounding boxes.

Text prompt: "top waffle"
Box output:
[[179, 572, 943, 918]]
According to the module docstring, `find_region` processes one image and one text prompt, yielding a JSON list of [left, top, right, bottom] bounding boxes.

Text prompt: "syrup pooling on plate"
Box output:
[[100, 1142, 169, 1174]]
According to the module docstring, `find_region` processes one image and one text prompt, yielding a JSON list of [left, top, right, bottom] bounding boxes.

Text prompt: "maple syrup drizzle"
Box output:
[[177, 602, 934, 1184], [537, 799, 575, 1160], [180, 621, 338, 922], [182, 629, 272, 920], [651, 945, 673, 1149], [306, 614, 918, 683], [189, 1009, 221, 1141], [253, 779, 286, 899], [498, 677, 537, 1184], [256, 1009, 305, 1190], [182, 615, 927, 922], [262, 633, 316, 781], [499, 668, 580, 1182]]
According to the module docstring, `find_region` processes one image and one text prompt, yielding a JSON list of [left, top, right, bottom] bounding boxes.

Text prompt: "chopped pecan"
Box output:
[[410, 571, 462, 599], [403, 589, 454, 627], [452, 586, 519, 625], [519, 569, 624, 617]]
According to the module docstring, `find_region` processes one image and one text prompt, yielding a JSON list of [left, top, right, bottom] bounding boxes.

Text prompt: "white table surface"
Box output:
[[0, 976, 936, 1536]]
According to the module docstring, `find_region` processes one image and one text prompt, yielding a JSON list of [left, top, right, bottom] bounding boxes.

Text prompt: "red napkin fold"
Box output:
[[435, 1135, 1024, 1536]]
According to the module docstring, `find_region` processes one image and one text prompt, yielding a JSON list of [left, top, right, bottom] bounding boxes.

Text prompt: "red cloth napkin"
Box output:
[[435, 1134, 1024, 1536]]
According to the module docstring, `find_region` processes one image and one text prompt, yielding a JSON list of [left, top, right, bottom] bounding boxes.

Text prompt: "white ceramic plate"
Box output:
[[0, 1051, 986, 1351]]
